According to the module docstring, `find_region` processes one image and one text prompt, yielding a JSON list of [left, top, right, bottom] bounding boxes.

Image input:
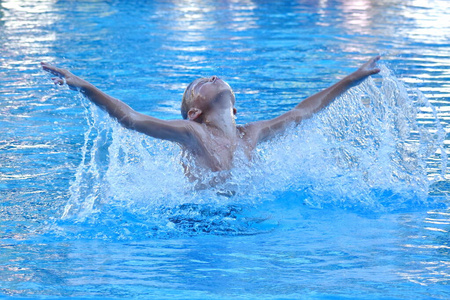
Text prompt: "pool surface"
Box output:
[[1, 0, 450, 299]]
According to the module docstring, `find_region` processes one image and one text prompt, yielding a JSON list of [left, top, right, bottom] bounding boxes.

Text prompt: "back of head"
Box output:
[[181, 78, 205, 119], [181, 78, 208, 119]]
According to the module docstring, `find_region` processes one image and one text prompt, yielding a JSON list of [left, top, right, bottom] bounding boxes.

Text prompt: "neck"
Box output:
[[203, 108, 237, 138]]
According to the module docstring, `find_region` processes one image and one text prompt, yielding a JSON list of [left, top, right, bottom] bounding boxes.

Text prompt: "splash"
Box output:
[[256, 65, 446, 210], [61, 64, 447, 236], [254, 65, 446, 210]]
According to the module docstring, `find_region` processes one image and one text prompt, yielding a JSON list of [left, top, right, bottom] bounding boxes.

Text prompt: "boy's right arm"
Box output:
[[41, 62, 195, 145]]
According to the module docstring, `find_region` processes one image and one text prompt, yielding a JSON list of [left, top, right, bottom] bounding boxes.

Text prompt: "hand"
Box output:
[[350, 55, 381, 86], [41, 62, 84, 91]]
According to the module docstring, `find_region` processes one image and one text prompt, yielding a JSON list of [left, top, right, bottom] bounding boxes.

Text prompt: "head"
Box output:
[[181, 76, 236, 122]]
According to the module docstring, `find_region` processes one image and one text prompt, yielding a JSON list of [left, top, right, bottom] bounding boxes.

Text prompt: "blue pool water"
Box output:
[[1, 0, 450, 299]]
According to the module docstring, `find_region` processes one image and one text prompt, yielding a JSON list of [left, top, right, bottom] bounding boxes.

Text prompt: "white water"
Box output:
[[62, 65, 447, 226]]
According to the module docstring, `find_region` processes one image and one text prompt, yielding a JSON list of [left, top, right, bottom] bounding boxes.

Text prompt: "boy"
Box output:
[[42, 56, 380, 177]]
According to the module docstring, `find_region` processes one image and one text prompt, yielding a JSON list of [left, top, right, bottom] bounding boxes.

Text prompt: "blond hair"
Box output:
[[181, 78, 209, 119]]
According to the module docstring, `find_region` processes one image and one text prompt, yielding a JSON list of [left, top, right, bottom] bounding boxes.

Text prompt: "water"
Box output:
[[1, 0, 450, 299]]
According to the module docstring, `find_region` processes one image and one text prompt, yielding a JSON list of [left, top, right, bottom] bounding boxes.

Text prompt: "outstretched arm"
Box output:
[[245, 56, 381, 144], [41, 62, 194, 145]]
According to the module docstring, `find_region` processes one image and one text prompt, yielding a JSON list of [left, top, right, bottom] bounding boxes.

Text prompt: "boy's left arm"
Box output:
[[245, 56, 380, 144]]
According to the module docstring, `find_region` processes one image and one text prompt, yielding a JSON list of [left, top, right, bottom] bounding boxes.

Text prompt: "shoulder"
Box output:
[[237, 123, 263, 148], [130, 115, 207, 148], [169, 119, 207, 139], [176, 120, 209, 150]]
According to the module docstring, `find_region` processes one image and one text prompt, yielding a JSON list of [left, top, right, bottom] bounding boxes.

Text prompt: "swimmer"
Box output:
[[42, 56, 380, 177]]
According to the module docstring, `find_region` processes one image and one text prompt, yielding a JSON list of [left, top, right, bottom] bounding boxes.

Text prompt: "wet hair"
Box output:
[[181, 78, 208, 119], [181, 77, 236, 119]]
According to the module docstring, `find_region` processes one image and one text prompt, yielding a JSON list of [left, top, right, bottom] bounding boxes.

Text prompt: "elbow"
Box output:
[[117, 112, 137, 130], [291, 108, 309, 123]]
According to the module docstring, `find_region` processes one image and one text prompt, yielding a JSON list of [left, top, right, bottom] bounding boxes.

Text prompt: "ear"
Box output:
[[187, 108, 203, 121]]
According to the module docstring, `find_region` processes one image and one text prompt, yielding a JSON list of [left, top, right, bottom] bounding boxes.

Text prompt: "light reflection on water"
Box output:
[[1, 0, 450, 298]]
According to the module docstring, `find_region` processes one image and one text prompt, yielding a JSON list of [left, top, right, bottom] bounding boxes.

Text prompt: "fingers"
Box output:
[[371, 68, 381, 75], [41, 62, 55, 72], [370, 56, 381, 74], [372, 55, 381, 62], [41, 62, 66, 77], [359, 56, 381, 74], [369, 55, 381, 67], [51, 77, 65, 85]]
